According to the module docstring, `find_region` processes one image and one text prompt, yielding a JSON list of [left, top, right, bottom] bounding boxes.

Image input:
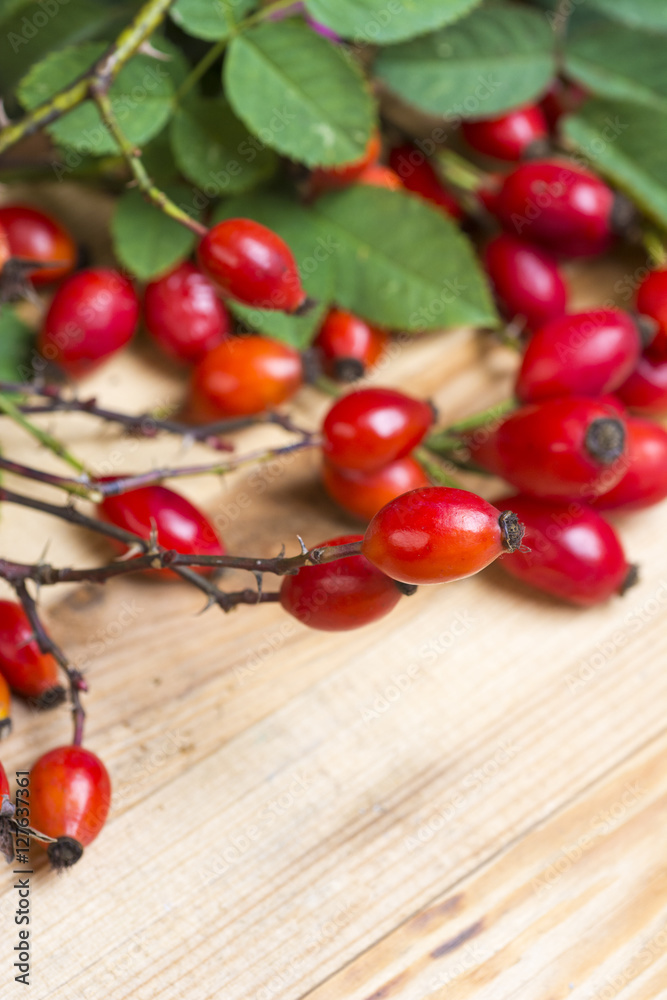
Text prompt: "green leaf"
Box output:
[[111, 186, 200, 280], [18, 43, 174, 155], [310, 186, 497, 331], [170, 0, 255, 41], [225, 20, 375, 167], [586, 0, 667, 32], [565, 21, 667, 112], [304, 0, 481, 44], [0, 306, 35, 382], [375, 3, 557, 120], [562, 99, 667, 230], [170, 98, 277, 196], [211, 193, 333, 348]]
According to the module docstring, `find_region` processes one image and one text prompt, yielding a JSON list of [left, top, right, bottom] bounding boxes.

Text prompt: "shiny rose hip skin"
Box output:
[[0, 600, 65, 707], [323, 388, 434, 472], [189, 335, 303, 420], [39, 267, 139, 377], [322, 455, 430, 521], [362, 486, 525, 586], [280, 534, 402, 631], [498, 494, 635, 606], [197, 219, 306, 312], [30, 746, 111, 868], [467, 397, 628, 500], [617, 345, 667, 415], [462, 105, 549, 161], [0, 204, 76, 285], [144, 261, 230, 364], [315, 307, 388, 381], [483, 233, 567, 331], [516, 308, 642, 402]]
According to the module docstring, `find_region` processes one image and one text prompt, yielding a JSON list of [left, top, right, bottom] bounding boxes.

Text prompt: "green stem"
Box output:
[[414, 447, 463, 489], [0, 0, 176, 157], [643, 230, 667, 268], [434, 149, 488, 193], [175, 39, 230, 104], [0, 394, 90, 476], [92, 90, 207, 236], [426, 398, 516, 456]]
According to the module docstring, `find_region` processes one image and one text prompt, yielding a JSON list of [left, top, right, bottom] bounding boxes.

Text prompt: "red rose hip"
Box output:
[[0, 674, 10, 736], [637, 268, 667, 351], [592, 417, 667, 512], [484, 233, 567, 331], [362, 486, 524, 585], [498, 494, 635, 605], [617, 344, 667, 415], [309, 131, 382, 194], [144, 261, 230, 364], [323, 387, 434, 472], [0, 600, 65, 708], [494, 159, 627, 257], [189, 335, 303, 420], [388, 144, 463, 219], [30, 745, 111, 868], [462, 105, 549, 161], [0, 204, 76, 285], [516, 308, 642, 402], [198, 219, 306, 312], [280, 534, 402, 630], [39, 268, 139, 377], [467, 397, 628, 500], [322, 455, 430, 521], [315, 308, 388, 381]]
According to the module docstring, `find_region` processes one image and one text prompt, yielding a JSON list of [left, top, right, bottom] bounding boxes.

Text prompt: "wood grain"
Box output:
[[0, 184, 664, 1000]]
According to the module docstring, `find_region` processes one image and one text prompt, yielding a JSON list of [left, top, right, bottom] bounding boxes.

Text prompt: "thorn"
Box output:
[[195, 595, 217, 615], [0, 99, 10, 128], [296, 535, 308, 556], [252, 572, 263, 598], [115, 543, 144, 562], [137, 41, 173, 60]]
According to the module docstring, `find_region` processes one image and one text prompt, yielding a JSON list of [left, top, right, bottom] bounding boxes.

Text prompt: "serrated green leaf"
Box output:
[[565, 22, 667, 112], [586, 0, 667, 31], [171, 98, 277, 195], [562, 99, 667, 230], [375, 3, 556, 120], [0, 306, 35, 381], [18, 43, 174, 155], [111, 186, 200, 280], [211, 194, 333, 348], [310, 186, 497, 331], [304, 0, 481, 44], [170, 0, 255, 40], [225, 20, 375, 167]]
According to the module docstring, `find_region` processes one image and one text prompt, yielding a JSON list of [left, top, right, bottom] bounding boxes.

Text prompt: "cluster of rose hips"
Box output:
[[2, 85, 667, 868]]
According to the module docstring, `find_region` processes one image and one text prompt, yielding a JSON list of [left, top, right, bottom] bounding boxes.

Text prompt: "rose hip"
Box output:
[[0, 203, 76, 285], [39, 268, 139, 377], [388, 143, 463, 219], [315, 308, 388, 381], [189, 335, 303, 420], [30, 745, 111, 868], [362, 486, 524, 585], [484, 233, 567, 331], [322, 455, 430, 521], [462, 105, 549, 161], [616, 345, 667, 415], [637, 268, 667, 351], [144, 261, 230, 364], [498, 493, 635, 606], [493, 159, 627, 257], [309, 131, 382, 194], [0, 600, 65, 708], [280, 534, 402, 630], [516, 308, 642, 402], [591, 417, 667, 512], [0, 673, 10, 736], [323, 387, 434, 472], [467, 397, 628, 500]]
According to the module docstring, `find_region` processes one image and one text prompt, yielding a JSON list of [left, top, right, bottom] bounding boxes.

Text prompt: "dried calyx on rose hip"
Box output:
[[483, 233, 567, 332], [361, 486, 524, 585], [143, 261, 230, 364], [323, 387, 435, 472], [189, 335, 303, 420], [280, 534, 405, 631], [498, 494, 636, 606], [0, 600, 65, 709], [591, 416, 667, 513], [38, 267, 140, 377], [466, 397, 628, 500], [516, 308, 644, 402], [322, 455, 430, 521], [493, 159, 634, 257], [314, 307, 388, 381], [29, 746, 110, 869], [98, 483, 225, 572], [198, 219, 307, 312]]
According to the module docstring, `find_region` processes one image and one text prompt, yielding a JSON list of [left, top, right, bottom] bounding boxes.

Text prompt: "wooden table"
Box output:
[[1, 184, 665, 1000]]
